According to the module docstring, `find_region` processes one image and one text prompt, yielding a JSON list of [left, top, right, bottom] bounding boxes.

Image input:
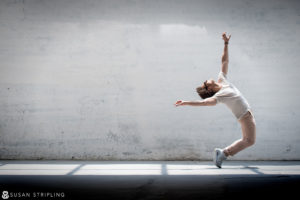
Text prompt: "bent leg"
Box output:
[[224, 111, 256, 156]]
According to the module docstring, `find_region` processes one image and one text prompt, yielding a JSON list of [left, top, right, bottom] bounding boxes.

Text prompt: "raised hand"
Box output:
[[222, 32, 231, 42]]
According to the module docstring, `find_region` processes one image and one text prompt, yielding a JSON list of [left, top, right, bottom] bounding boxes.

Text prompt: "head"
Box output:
[[196, 79, 217, 99]]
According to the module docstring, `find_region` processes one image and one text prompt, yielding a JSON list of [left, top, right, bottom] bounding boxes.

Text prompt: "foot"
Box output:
[[213, 148, 227, 168]]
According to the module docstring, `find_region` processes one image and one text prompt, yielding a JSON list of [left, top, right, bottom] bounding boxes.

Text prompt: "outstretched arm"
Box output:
[[221, 32, 231, 75], [174, 98, 217, 107]]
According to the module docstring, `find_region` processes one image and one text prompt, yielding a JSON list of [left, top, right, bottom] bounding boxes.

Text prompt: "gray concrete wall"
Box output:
[[0, 0, 299, 160]]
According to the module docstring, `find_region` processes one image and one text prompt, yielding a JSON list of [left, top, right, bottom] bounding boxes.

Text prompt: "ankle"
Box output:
[[223, 149, 230, 157]]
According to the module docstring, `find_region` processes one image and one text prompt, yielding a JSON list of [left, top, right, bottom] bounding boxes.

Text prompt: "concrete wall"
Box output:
[[0, 0, 300, 160]]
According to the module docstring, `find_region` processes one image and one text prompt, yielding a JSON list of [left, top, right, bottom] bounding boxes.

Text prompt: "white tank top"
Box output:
[[211, 71, 251, 120]]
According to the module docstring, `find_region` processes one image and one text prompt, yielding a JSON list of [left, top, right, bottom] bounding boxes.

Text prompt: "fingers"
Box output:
[[174, 100, 182, 106], [222, 32, 231, 41], [175, 101, 182, 106]]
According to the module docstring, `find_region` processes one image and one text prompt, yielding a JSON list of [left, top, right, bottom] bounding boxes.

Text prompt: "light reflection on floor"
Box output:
[[1, 161, 300, 176]]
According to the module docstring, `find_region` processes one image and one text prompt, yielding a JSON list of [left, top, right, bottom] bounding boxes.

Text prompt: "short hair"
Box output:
[[196, 86, 216, 99]]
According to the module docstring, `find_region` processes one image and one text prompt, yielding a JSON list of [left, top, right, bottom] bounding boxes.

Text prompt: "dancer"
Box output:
[[175, 32, 256, 168]]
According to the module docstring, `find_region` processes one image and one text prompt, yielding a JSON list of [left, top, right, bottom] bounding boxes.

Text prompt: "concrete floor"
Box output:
[[1, 160, 300, 200]]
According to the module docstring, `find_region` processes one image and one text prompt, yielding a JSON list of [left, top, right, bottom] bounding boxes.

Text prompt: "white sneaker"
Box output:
[[213, 148, 227, 168]]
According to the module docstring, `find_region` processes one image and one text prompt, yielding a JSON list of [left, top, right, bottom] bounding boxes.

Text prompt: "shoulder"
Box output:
[[217, 71, 228, 83], [204, 97, 218, 106]]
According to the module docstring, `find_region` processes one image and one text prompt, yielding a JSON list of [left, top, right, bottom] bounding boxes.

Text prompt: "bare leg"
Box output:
[[224, 111, 256, 156]]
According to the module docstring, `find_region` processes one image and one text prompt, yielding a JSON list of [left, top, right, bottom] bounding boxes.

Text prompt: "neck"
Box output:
[[213, 83, 222, 93]]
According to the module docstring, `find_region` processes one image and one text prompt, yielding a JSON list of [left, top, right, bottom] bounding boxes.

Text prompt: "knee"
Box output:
[[243, 137, 255, 146]]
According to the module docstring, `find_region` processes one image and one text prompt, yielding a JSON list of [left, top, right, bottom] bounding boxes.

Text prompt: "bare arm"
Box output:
[[221, 43, 229, 75], [221, 32, 231, 75], [174, 98, 217, 107]]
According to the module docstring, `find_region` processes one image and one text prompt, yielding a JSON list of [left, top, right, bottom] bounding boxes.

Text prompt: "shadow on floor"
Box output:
[[1, 174, 299, 200]]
